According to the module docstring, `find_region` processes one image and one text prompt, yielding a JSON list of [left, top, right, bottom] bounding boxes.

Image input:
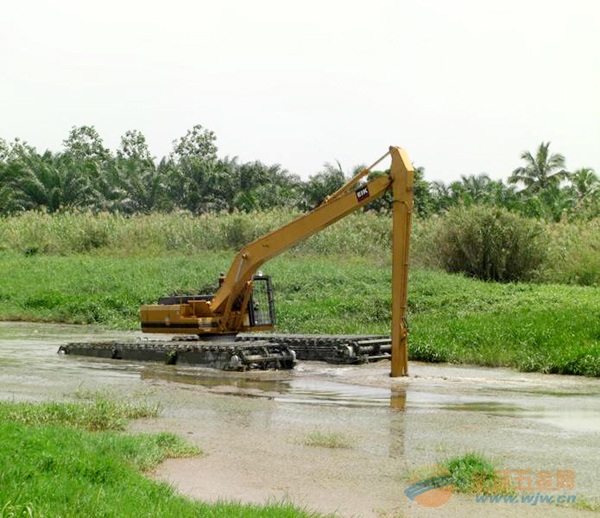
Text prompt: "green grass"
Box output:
[[302, 431, 353, 449], [408, 271, 600, 376], [0, 252, 233, 328], [441, 453, 511, 495], [0, 395, 159, 431], [406, 453, 506, 495], [1, 251, 599, 376], [572, 497, 600, 512], [0, 399, 321, 518]]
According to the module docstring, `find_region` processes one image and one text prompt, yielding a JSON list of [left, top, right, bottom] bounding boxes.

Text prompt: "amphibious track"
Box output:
[[59, 339, 296, 371], [59, 334, 392, 370]]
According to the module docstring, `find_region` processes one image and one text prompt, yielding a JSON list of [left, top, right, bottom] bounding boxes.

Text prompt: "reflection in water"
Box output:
[[280, 379, 391, 408], [219, 400, 276, 430], [141, 365, 293, 393], [389, 387, 407, 458], [390, 389, 406, 411], [142, 366, 400, 408]]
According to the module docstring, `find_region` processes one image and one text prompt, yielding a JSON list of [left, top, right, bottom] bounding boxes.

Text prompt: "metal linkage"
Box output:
[[236, 334, 392, 364]]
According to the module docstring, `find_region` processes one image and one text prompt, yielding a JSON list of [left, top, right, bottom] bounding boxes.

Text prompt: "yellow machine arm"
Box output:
[[141, 146, 414, 375]]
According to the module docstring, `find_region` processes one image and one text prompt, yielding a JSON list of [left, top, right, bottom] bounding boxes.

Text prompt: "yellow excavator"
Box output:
[[61, 146, 414, 377]]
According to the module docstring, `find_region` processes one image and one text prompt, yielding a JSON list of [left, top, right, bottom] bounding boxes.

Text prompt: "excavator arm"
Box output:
[[140, 146, 414, 376]]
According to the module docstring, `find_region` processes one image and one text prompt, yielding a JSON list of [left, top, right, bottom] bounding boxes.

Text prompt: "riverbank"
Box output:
[[1, 252, 599, 376]]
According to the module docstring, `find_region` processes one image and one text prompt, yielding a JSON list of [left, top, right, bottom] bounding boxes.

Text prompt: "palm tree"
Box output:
[[166, 156, 217, 213], [0, 161, 22, 214], [13, 152, 100, 212], [569, 167, 598, 202], [429, 181, 453, 212], [460, 173, 493, 203], [508, 142, 568, 194], [103, 159, 170, 213], [301, 162, 346, 209], [234, 161, 300, 211]]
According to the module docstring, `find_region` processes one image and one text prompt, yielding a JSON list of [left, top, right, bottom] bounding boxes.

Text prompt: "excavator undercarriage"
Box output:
[[59, 338, 297, 371], [58, 333, 391, 370]]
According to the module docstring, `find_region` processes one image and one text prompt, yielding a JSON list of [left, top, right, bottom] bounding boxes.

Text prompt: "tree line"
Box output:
[[0, 125, 598, 220]]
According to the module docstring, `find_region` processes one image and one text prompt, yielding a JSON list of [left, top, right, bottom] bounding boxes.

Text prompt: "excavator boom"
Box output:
[[139, 146, 414, 375]]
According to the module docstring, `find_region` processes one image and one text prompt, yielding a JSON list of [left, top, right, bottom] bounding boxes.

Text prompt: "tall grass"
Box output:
[[1, 210, 598, 285], [542, 218, 600, 286], [0, 210, 392, 258]]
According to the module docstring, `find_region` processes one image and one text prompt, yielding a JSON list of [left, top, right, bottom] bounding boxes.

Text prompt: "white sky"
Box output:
[[1, 0, 599, 182]]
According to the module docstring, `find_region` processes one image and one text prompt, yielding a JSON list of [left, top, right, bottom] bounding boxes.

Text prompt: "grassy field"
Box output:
[[0, 251, 599, 376], [1, 210, 599, 285], [0, 397, 319, 518]]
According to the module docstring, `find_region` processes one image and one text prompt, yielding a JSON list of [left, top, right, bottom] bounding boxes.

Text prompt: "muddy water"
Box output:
[[1, 321, 599, 517]]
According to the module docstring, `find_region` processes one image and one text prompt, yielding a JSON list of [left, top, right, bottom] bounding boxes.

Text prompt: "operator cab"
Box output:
[[248, 274, 276, 327]]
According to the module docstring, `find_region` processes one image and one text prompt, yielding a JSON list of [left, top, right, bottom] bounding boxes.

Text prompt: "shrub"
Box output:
[[433, 205, 548, 282], [541, 218, 600, 286]]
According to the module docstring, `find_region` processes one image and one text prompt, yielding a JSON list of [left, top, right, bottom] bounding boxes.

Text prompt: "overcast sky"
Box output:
[[1, 0, 598, 182]]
